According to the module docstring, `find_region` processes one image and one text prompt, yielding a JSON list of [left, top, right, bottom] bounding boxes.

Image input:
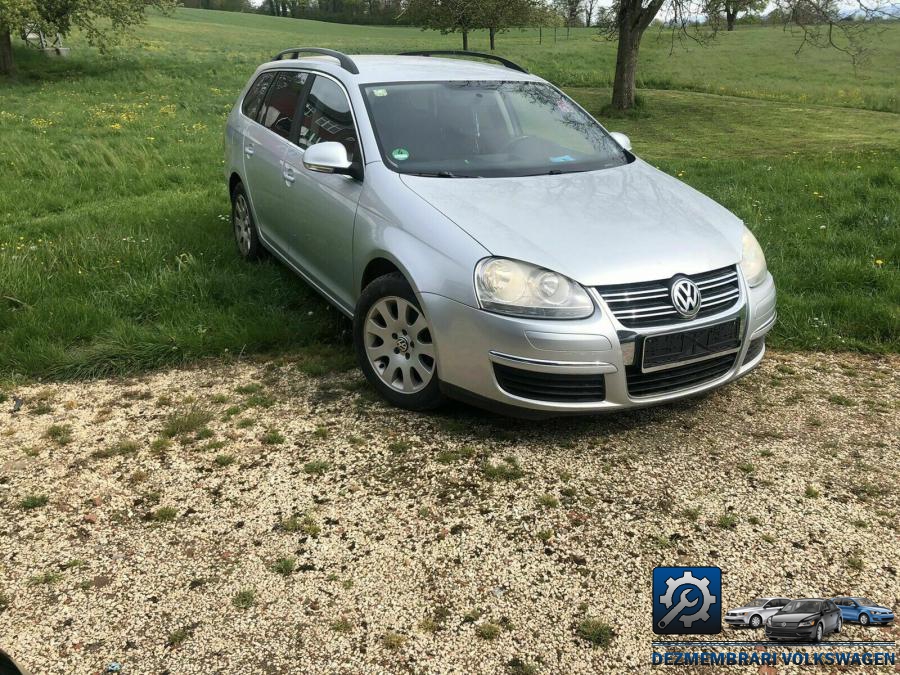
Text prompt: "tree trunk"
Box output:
[[0, 26, 14, 77], [489, 28, 496, 50], [726, 9, 737, 30], [611, 27, 641, 110], [462, 29, 468, 50]]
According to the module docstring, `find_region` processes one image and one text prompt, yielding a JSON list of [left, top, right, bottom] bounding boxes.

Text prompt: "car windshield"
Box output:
[[747, 598, 768, 607], [361, 81, 628, 178], [783, 600, 821, 614], [853, 598, 874, 606]]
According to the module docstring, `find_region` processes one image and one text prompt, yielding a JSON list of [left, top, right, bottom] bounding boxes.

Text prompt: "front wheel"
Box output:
[[814, 623, 823, 642], [353, 273, 445, 411], [750, 615, 762, 628], [859, 613, 869, 626], [835, 617, 842, 634]]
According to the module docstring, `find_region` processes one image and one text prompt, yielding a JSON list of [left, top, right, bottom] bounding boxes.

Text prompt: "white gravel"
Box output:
[[0, 350, 897, 674]]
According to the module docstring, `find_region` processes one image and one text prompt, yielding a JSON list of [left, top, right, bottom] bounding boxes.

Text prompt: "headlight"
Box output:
[[766, 617, 772, 626], [798, 619, 816, 627], [475, 258, 594, 319], [740, 228, 768, 288]]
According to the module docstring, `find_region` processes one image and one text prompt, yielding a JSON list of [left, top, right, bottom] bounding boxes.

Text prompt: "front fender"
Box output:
[[353, 164, 489, 307]]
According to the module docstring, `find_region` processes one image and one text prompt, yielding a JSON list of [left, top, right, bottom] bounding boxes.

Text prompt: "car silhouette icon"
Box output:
[[724, 597, 790, 628], [832, 597, 895, 625]]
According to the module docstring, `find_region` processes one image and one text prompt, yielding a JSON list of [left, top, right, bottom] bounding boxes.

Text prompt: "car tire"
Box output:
[[231, 182, 265, 260], [814, 623, 823, 642], [750, 615, 762, 628], [835, 617, 842, 633], [859, 613, 869, 626], [354, 272, 445, 411]]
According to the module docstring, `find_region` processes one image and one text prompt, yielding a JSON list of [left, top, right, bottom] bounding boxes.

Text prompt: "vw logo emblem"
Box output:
[[670, 277, 702, 318], [780, 622, 786, 627]]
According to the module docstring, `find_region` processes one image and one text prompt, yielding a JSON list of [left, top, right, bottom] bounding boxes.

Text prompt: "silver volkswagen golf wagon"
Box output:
[[224, 48, 776, 415]]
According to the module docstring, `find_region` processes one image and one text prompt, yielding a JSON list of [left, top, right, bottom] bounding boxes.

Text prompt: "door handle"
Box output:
[[244, 145, 255, 158], [283, 167, 296, 184]]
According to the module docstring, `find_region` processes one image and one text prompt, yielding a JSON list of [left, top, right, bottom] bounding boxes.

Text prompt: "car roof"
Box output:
[[257, 54, 540, 85]]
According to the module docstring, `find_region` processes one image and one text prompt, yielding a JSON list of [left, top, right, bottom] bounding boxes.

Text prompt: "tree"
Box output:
[[583, 0, 597, 27], [597, 0, 893, 111], [481, 0, 535, 50], [0, 0, 175, 75], [705, 0, 765, 30], [406, 0, 482, 49]]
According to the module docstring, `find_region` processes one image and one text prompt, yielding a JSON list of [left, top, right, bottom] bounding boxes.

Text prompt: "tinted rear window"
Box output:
[[258, 71, 308, 139], [242, 72, 275, 121]]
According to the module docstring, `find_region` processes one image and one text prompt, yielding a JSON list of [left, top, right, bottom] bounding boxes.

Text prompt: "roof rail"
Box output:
[[272, 47, 359, 75], [398, 50, 528, 74]]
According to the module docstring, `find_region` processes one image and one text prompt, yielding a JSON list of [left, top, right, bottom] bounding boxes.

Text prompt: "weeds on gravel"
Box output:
[[331, 617, 353, 633], [28, 571, 62, 586], [537, 529, 554, 543], [847, 555, 864, 571], [475, 622, 502, 640], [388, 439, 413, 453], [436, 445, 476, 464], [507, 657, 539, 675], [271, 556, 296, 576], [0, 592, 9, 612], [22, 446, 39, 457], [680, 507, 701, 521], [737, 462, 755, 474], [827, 394, 856, 406], [167, 625, 194, 647], [303, 460, 330, 475], [577, 618, 613, 648], [261, 428, 285, 445], [805, 485, 821, 498], [747, 516, 761, 525], [483, 456, 524, 481], [850, 482, 883, 501], [419, 606, 451, 633], [162, 406, 214, 438], [381, 631, 406, 650], [235, 383, 263, 395], [232, 589, 256, 609], [214, 453, 235, 467], [537, 494, 559, 508], [280, 513, 320, 537], [20, 494, 48, 510], [762, 533, 776, 543], [44, 424, 72, 445], [236, 417, 254, 428], [94, 439, 140, 459], [463, 608, 483, 623], [149, 506, 178, 523], [716, 513, 739, 529], [652, 534, 673, 549]]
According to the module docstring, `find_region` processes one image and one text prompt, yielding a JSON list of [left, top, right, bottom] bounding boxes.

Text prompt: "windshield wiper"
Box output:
[[408, 171, 472, 178]]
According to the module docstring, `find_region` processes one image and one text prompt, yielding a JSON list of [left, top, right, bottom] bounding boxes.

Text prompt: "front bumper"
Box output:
[[867, 613, 894, 624], [421, 271, 776, 415], [725, 615, 753, 627], [765, 625, 817, 641]]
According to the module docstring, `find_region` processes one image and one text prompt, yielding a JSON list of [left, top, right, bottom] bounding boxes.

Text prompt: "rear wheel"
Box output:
[[231, 182, 265, 260], [354, 273, 445, 411]]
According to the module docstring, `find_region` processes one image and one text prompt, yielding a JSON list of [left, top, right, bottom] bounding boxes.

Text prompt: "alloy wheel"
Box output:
[[860, 614, 869, 626], [363, 296, 435, 394], [233, 193, 252, 256], [750, 615, 761, 628], [816, 624, 823, 641]]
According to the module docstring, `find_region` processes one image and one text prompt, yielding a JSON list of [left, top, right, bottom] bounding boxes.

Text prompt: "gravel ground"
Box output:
[[0, 350, 897, 674]]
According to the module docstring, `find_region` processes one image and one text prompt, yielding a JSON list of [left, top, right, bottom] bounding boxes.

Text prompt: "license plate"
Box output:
[[642, 320, 741, 370]]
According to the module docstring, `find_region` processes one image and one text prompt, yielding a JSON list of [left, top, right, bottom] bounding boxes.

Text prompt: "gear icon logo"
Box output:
[[652, 567, 722, 635]]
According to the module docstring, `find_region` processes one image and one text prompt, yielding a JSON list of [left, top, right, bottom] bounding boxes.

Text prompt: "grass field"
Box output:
[[0, 9, 898, 379]]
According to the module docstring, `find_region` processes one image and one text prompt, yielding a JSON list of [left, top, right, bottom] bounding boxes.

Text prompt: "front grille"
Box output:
[[493, 363, 605, 403], [596, 266, 741, 328], [743, 338, 765, 364], [627, 354, 736, 397]]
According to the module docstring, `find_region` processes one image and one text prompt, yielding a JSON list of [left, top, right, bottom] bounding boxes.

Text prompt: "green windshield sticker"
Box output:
[[391, 148, 410, 161], [372, 88, 388, 97]]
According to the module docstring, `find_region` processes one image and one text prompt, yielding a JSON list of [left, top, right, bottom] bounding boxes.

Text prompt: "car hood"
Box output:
[[772, 613, 819, 623], [399, 159, 744, 287], [729, 606, 765, 614], [860, 604, 891, 611]]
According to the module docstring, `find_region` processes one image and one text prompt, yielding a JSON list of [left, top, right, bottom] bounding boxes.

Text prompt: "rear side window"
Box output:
[[298, 76, 359, 163], [258, 71, 308, 139], [242, 72, 275, 121]]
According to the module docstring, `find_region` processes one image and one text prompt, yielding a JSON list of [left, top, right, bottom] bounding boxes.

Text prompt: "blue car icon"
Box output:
[[832, 597, 895, 625]]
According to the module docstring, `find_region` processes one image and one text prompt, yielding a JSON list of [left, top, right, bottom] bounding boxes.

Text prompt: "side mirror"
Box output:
[[609, 131, 632, 152], [303, 141, 353, 175]]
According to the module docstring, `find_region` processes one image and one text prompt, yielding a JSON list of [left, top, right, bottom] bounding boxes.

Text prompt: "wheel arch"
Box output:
[[229, 171, 243, 196]]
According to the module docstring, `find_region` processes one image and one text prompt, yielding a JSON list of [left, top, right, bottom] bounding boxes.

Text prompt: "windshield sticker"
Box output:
[[372, 88, 388, 97], [550, 155, 575, 163], [391, 148, 410, 161]]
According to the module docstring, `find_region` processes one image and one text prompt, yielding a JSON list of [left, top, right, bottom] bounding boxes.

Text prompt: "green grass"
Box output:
[[0, 10, 897, 380]]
